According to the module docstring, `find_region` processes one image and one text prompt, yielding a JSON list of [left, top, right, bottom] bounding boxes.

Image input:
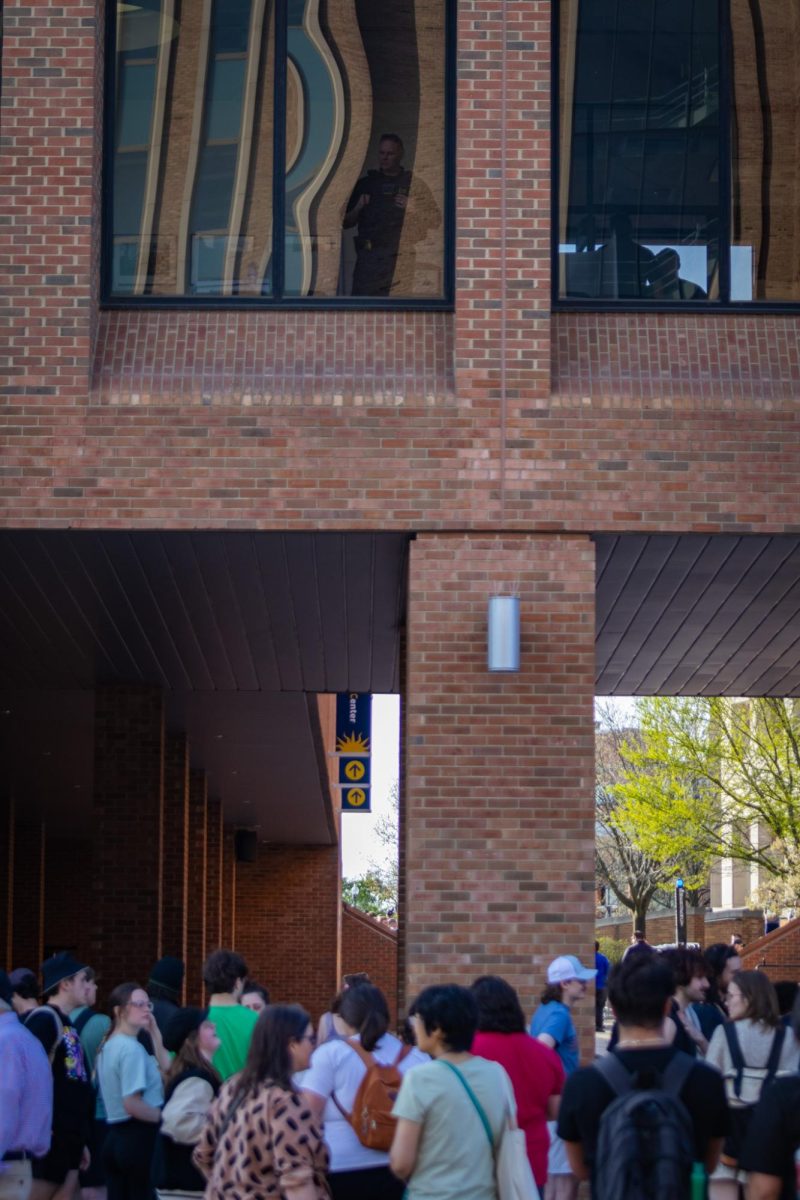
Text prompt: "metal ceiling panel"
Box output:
[[595, 534, 800, 696]]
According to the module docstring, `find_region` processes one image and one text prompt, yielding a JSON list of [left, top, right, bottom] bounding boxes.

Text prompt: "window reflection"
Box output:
[[558, 0, 720, 302], [108, 0, 447, 301]]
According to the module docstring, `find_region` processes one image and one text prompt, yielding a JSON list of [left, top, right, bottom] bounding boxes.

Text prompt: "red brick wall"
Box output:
[[235, 843, 341, 1024], [11, 817, 45, 970], [404, 534, 596, 1042], [205, 798, 223, 955], [185, 771, 208, 1005], [221, 827, 237, 949], [161, 732, 189, 986], [43, 835, 93, 968], [599, 910, 766, 950], [741, 917, 800, 981], [91, 685, 164, 988], [0, 797, 12, 968], [342, 905, 399, 1028]]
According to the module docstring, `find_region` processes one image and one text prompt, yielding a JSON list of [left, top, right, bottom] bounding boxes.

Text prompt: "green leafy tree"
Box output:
[[614, 697, 800, 903], [342, 782, 399, 918], [342, 870, 397, 917], [596, 708, 700, 936]]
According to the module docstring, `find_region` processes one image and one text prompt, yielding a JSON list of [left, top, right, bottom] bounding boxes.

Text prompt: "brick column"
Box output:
[[0, 1, 98, 397], [205, 798, 223, 954], [185, 770, 208, 1004], [454, 1, 551, 400], [403, 534, 596, 1025], [221, 827, 237, 948], [161, 732, 190, 987], [236, 844, 340, 1021], [11, 813, 45, 968], [1, 796, 13, 968], [92, 685, 164, 987]]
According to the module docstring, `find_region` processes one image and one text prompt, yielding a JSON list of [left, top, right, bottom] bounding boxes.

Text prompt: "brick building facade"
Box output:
[[2, 1, 800, 1026]]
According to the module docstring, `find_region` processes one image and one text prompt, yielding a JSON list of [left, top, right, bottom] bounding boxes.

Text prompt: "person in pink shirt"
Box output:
[[470, 975, 565, 1192]]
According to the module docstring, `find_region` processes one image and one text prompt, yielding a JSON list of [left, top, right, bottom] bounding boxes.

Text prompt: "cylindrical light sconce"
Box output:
[[487, 595, 520, 672]]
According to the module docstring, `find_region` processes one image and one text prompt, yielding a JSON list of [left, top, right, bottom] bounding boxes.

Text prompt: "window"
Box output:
[[105, 0, 452, 305], [556, 0, 800, 306]]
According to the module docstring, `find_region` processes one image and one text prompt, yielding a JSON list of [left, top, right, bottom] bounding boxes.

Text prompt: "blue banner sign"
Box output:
[[336, 694, 371, 812]]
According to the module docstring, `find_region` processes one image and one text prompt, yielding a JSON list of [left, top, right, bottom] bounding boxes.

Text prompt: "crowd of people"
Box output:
[[3, 938, 800, 1200]]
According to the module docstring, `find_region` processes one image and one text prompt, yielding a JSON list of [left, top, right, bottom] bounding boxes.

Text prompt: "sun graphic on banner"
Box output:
[[336, 732, 371, 753]]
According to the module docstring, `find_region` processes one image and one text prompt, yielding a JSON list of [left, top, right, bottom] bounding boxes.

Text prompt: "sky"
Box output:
[[340, 693, 400, 877], [339, 694, 639, 878]]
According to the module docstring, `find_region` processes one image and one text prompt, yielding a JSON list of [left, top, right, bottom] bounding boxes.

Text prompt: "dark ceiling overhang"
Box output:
[[595, 534, 800, 696], [0, 531, 410, 840]]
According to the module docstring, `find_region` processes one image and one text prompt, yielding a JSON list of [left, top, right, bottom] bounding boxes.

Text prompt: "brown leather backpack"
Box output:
[[332, 1039, 410, 1151]]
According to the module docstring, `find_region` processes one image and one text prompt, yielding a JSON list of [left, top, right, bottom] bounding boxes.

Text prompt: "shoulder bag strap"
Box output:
[[393, 1044, 412, 1067], [660, 1050, 695, 1097], [723, 1022, 746, 1098], [594, 1051, 635, 1097], [763, 1025, 786, 1087], [438, 1060, 495, 1150], [73, 1007, 96, 1035], [331, 1037, 374, 1119]]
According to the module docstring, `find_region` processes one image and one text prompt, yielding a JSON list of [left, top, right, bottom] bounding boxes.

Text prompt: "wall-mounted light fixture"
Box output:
[[487, 595, 520, 672]]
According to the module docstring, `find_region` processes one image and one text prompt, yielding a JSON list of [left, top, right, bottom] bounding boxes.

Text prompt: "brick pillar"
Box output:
[[161, 732, 189, 991], [11, 812, 45, 969], [185, 770, 207, 1004], [221, 827, 237, 948], [93, 685, 164, 987], [454, 2, 551, 400], [404, 534, 596, 1028], [1, 796, 13, 968], [205, 798, 223, 954], [236, 844, 340, 1020]]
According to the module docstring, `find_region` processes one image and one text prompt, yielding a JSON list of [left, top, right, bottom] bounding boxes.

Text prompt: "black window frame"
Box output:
[[102, 0, 457, 312], [552, 0, 800, 314]]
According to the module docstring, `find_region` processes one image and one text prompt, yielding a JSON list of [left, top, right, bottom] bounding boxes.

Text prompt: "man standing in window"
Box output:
[[343, 134, 439, 297]]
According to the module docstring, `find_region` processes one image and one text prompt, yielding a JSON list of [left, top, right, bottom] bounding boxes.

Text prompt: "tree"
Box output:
[[596, 706, 700, 935], [614, 697, 800, 905], [342, 870, 396, 917], [342, 783, 399, 918]]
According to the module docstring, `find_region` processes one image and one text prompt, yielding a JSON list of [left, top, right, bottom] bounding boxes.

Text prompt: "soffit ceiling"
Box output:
[[595, 534, 800, 696], [0, 530, 409, 840]]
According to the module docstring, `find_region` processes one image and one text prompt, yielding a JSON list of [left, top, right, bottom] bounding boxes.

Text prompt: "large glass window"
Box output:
[[105, 0, 451, 303], [557, 0, 800, 305]]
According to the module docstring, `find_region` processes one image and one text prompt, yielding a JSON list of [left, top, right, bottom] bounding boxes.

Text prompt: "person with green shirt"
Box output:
[[202, 950, 258, 1080]]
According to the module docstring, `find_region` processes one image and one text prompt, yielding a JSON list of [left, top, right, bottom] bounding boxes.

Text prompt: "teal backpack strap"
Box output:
[[438, 1060, 495, 1149]]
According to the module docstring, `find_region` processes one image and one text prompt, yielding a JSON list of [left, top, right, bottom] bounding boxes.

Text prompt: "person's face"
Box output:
[[289, 1023, 317, 1072], [378, 139, 403, 173], [123, 988, 154, 1030], [721, 957, 741, 988], [562, 977, 586, 1005], [241, 991, 266, 1015], [82, 973, 97, 1007], [409, 1012, 436, 1055], [685, 973, 709, 1003], [197, 1019, 221, 1059], [61, 972, 87, 1011], [726, 981, 748, 1021]]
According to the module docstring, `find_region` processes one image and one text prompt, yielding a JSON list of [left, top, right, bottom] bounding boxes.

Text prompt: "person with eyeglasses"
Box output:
[[194, 1005, 328, 1200], [95, 984, 170, 1200]]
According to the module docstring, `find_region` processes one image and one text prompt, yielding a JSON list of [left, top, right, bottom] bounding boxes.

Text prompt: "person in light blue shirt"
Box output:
[[96, 983, 169, 1200], [529, 955, 596, 1200]]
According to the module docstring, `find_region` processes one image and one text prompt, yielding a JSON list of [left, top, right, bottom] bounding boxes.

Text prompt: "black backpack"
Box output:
[[720, 1022, 785, 1168], [593, 1051, 696, 1200]]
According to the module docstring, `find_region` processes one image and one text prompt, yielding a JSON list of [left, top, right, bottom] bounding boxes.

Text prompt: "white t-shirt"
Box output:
[[97, 1033, 164, 1124], [302, 1032, 419, 1172]]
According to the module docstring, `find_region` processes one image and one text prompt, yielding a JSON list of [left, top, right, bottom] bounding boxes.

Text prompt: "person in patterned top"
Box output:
[[194, 1005, 328, 1200]]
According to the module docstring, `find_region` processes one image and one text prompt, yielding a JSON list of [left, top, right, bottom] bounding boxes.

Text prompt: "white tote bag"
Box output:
[[495, 1071, 541, 1200]]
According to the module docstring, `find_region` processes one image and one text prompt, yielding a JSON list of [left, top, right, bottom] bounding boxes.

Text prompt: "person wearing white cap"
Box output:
[[529, 955, 596, 1200]]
